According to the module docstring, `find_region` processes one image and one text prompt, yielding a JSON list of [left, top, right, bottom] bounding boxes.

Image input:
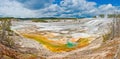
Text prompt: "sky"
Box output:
[[0, 0, 120, 18]]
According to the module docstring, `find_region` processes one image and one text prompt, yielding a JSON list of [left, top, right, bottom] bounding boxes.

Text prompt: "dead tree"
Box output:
[[0, 18, 20, 58], [113, 11, 120, 37], [0, 18, 38, 59], [0, 18, 14, 48], [110, 11, 120, 39]]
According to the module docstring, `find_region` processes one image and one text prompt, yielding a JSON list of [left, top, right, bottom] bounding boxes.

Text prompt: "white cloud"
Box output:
[[17, 0, 55, 10], [99, 4, 114, 10], [34, 0, 97, 17], [96, 4, 117, 15], [0, 0, 119, 18], [0, 0, 36, 18]]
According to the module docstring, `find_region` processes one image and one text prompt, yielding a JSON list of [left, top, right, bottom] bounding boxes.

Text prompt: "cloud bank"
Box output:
[[0, 0, 119, 18]]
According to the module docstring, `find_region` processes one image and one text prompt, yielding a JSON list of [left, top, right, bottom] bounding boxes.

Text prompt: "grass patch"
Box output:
[[102, 32, 111, 42]]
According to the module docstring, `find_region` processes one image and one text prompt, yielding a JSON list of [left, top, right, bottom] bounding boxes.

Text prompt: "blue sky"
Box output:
[[0, 0, 120, 18], [88, 0, 120, 6]]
